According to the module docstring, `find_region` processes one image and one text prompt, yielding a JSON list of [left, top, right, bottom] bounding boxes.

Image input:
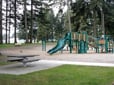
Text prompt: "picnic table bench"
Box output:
[[7, 55, 40, 67]]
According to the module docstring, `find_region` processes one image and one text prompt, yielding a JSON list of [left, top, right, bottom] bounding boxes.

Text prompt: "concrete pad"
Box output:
[[0, 60, 63, 75], [1, 60, 114, 75]]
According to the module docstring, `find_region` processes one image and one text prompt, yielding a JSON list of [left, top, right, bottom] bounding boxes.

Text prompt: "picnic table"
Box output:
[[7, 55, 40, 67]]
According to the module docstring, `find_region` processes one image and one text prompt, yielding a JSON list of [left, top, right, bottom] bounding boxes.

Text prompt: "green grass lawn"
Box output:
[[0, 44, 14, 48], [0, 42, 56, 49], [0, 65, 114, 85]]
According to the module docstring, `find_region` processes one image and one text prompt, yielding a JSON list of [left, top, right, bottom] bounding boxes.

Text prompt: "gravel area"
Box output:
[[0, 45, 114, 64]]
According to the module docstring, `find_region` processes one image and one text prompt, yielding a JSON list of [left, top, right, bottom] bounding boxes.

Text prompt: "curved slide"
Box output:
[[47, 33, 71, 55]]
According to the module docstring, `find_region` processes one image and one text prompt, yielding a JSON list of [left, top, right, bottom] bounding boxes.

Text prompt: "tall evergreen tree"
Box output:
[[24, 0, 28, 43], [14, 0, 17, 43], [0, 0, 3, 44], [71, 0, 111, 37], [8, 0, 12, 43], [5, 0, 8, 44], [30, 0, 33, 43]]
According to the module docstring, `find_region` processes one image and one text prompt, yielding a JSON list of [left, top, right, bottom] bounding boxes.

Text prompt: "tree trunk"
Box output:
[[24, 0, 28, 43], [6, 0, 8, 44], [8, 0, 11, 43], [101, 10, 105, 36], [14, 0, 17, 43], [30, 0, 33, 43], [92, 10, 97, 37], [0, 0, 3, 44], [67, 0, 72, 32]]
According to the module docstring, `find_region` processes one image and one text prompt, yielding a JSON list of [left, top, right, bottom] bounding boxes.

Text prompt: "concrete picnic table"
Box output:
[[7, 55, 40, 67]]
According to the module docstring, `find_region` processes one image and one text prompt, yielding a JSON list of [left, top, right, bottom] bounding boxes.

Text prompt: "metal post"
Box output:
[[42, 38, 46, 51]]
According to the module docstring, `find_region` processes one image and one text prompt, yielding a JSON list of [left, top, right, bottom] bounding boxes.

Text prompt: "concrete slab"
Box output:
[[1, 60, 114, 75], [0, 60, 63, 75]]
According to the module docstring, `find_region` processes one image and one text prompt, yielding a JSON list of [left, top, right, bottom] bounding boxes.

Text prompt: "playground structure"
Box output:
[[47, 32, 72, 54], [47, 32, 114, 54], [71, 32, 88, 53], [95, 35, 114, 53]]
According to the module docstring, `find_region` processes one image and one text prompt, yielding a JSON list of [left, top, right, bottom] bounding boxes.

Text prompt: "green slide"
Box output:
[[47, 32, 71, 54]]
